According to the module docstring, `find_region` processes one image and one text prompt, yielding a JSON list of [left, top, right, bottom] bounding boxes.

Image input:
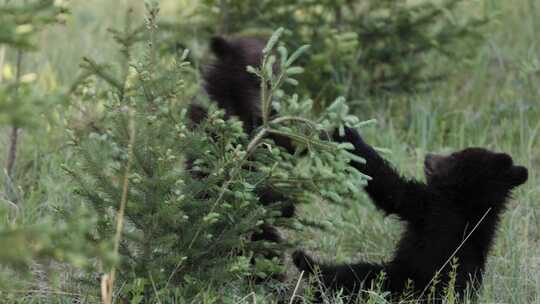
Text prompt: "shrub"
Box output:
[[67, 4, 368, 301]]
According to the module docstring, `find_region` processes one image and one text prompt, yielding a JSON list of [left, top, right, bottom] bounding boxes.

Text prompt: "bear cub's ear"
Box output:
[[210, 36, 234, 60], [507, 165, 528, 187]]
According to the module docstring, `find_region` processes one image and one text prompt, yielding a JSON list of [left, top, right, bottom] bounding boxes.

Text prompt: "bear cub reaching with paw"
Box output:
[[293, 127, 528, 301]]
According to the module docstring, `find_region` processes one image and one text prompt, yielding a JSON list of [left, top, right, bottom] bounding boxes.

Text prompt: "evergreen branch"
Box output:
[[267, 129, 334, 150], [245, 128, 270, 160], [270, 115, 318, 131], [80, 57, 123, 93]]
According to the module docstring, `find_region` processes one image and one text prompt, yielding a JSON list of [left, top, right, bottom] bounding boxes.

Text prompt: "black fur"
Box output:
[[203, 36, 266, 133], [293, 127, 528, 301]]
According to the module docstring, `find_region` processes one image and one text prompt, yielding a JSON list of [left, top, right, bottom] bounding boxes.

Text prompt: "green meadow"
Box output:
[[0, 0, 538, 303]]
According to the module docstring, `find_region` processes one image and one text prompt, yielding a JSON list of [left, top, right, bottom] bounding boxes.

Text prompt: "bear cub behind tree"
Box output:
[[189, 35, 296, 214], [186, 36, 296, 278], [293, 127, 528, 302]]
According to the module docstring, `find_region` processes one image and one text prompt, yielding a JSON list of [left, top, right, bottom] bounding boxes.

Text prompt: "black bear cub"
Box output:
[[293, 127, 528, 301]]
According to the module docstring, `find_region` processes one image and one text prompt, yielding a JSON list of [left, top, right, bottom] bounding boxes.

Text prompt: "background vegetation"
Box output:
[[0, 0, 538, 303]]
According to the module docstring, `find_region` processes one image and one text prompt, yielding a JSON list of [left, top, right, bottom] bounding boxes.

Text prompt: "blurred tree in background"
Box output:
[[158, 0, 487, 110], [0, 0, 66, 194], [0, 1, 109, 301]]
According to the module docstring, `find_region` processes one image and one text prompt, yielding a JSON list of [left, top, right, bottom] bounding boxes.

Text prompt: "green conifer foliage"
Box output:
[[67, 4, 367, 300]]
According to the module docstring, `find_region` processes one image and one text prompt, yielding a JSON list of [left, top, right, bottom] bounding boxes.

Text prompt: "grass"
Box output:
[[1, 0, 539, 303]]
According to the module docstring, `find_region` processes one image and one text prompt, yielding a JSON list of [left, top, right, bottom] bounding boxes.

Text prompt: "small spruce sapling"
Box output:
[[68, 3, 369, 300]]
